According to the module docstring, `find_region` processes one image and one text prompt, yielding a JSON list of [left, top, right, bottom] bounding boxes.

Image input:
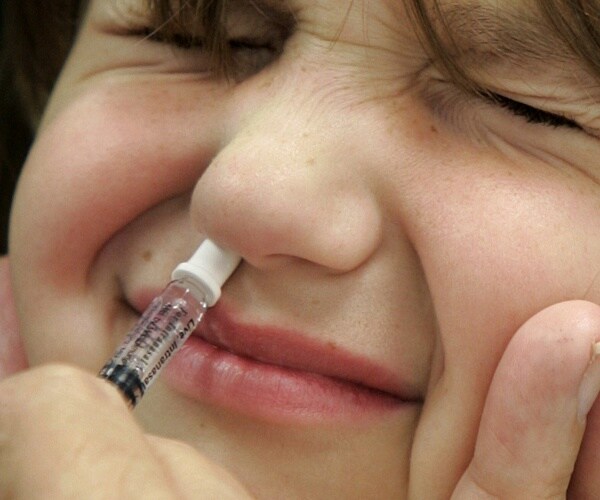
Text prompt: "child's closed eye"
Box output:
[[121, 1, 295, 79], [483, 92, 581, 130], [420, 75, 591, 140]]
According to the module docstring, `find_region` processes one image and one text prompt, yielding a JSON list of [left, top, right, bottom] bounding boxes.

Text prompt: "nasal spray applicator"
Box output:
[[99, 240, 241, 407]]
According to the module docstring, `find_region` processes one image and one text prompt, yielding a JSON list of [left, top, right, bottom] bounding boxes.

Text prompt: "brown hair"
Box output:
[[1, 0, 599, 252]]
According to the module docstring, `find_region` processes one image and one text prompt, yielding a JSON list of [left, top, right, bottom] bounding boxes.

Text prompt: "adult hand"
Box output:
[[452, 301, 600, 499], [0, 364, 253, 499]]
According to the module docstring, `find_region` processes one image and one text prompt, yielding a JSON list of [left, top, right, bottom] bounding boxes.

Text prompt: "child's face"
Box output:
[[9, 0, 600, 497]]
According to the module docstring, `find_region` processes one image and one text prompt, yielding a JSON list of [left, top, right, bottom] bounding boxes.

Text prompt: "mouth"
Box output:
[[130, 293, 421, 423]]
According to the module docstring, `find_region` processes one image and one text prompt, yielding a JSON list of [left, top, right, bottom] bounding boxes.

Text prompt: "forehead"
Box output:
[[235, 0, 566, 51], [106, 0, 592, 75]]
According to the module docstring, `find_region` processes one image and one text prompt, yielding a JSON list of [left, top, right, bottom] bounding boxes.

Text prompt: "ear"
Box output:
[[0, 256, 28, 379]]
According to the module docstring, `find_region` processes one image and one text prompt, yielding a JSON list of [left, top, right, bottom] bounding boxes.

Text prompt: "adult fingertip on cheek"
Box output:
[[577, 342, 600, 421]]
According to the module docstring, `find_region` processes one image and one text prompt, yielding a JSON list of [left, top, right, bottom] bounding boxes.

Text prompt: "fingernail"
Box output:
[[577, 342, 600, 421]]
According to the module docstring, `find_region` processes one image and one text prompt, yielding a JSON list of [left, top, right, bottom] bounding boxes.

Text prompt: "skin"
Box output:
[[3, 0, 600, 497]]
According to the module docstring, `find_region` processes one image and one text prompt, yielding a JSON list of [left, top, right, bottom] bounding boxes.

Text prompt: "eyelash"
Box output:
[[484, 92, 581, 129], [139, 28, 272, 51]]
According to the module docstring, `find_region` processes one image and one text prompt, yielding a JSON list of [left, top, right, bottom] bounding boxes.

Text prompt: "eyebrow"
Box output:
[[433, 2, 575, 69], [233, 0, 296, 26]]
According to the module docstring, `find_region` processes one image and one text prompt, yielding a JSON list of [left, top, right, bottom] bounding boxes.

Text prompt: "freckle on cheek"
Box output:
[[142, 250, 153, 262]]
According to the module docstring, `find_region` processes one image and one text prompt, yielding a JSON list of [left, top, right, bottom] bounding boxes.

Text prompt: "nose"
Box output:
[[190, 74, 383, 272]]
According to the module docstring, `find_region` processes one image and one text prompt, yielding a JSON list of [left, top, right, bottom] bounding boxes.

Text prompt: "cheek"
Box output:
[[420, 171, 600, 364], [10, 81, 223, 291]]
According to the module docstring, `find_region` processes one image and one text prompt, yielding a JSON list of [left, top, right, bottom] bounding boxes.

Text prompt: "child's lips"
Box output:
[[130, 291, 421, 422], [194, 302, 419, 400]]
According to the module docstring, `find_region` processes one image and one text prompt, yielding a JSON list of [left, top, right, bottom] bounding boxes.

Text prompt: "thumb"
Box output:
[[452, 300, 600, 500]]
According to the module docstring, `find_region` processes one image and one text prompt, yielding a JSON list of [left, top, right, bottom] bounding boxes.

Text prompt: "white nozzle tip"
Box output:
[[171, 240, 241, 306]]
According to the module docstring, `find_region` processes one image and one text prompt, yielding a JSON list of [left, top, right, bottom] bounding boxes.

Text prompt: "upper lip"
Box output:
[[130, 291, 421, 402]]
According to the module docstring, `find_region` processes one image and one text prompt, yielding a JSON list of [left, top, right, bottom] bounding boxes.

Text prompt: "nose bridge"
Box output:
[[190, 65, 383, 271]]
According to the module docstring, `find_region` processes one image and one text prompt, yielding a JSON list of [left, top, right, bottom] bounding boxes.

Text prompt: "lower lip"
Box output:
[[162, 335, 411, 423]]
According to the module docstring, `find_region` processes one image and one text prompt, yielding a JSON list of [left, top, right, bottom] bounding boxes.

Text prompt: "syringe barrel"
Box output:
[[99, 279, 207, 407]]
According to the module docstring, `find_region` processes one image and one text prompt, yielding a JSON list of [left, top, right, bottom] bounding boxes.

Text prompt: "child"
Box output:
[[1, 0, 600, 497]]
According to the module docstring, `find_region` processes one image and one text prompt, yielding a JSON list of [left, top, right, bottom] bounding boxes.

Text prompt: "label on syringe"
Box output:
[[121, 302, 187, 363], [119, 300, 196, 379], [136, 306, 198, 387]]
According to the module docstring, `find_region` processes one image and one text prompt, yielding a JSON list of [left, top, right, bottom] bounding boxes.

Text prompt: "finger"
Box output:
[[569, 371, 600, 497], [0, 364, 249, 499], [452, 300, 600, 500]]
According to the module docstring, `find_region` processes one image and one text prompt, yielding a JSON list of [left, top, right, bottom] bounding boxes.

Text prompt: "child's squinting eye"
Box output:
[[136, 26, 284, 77], [484, 92, 581, 130]]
